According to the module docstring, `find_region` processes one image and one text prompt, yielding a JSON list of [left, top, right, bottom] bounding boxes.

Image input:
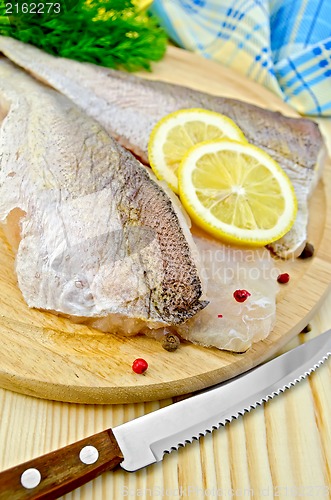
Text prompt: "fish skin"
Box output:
[[0, 37, 326, 260], [0, 59, 206, 329]]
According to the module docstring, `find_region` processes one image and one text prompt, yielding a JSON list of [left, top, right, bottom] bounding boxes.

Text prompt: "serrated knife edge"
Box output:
[[113, 331, 331, 472], [159, 350, 331, 454]]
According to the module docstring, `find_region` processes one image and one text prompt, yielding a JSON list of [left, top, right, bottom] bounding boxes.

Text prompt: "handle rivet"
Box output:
[[79, 445, 99, 465], [20, 468, 41, 489]]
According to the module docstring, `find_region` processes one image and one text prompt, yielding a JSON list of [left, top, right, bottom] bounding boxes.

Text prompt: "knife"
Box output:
[[0, 330, 330, 500]]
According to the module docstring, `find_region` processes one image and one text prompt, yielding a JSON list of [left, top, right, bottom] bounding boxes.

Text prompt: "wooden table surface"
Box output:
[[0, 297, 331, 499], [0, 85, 331, 500]]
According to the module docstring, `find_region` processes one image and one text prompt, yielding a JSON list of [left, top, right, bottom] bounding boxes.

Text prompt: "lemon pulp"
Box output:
[[178, 139, 297, 246]]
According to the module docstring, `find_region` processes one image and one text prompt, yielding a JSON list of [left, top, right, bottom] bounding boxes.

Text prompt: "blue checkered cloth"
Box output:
[[150, 0, 331, 116]]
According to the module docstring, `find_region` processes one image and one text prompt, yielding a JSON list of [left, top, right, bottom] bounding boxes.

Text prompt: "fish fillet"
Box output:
[[0, 36, 325, 259], [0, 58, 206, 333]]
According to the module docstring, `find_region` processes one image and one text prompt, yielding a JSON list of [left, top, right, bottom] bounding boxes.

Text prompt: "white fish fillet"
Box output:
[[0, 59, 206, 333], [0, 36, 326, 259]]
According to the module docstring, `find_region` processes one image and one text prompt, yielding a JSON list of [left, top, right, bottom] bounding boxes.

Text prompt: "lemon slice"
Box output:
[[178, 139, 298, 246], [148, 108, 247, 193]]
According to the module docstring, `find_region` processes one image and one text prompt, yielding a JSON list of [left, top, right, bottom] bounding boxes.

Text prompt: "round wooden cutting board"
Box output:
[[0, 46, 331, 404]]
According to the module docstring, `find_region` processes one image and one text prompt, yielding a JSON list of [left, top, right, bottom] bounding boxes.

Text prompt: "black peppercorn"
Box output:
[[161, 333, 180, 352], [299, 242, 314, 259]]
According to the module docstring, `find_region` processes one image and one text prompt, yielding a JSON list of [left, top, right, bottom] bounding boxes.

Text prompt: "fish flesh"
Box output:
[[0, 58, 206, 334], [0, 36, 325, 259], [177, 229, 278, 352]]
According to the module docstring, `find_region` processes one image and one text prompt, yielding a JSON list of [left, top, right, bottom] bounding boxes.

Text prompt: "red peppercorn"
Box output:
[[233, 289, 251, 303], [277, 273, 290, 284], [132, 358, 148, 374]]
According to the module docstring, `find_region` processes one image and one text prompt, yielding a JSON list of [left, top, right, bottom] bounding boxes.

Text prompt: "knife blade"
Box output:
[[0, 329, 330, 500]]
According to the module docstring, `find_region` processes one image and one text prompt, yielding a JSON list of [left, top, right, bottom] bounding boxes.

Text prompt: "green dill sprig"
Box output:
[[0, 0, 167, 71]]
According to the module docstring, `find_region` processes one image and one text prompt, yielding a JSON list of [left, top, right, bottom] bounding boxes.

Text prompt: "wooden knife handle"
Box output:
[[0, 429, 124, 500]]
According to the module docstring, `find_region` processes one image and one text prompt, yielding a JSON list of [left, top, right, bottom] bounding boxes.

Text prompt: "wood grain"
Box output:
[[0, 46, 331, 405]]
